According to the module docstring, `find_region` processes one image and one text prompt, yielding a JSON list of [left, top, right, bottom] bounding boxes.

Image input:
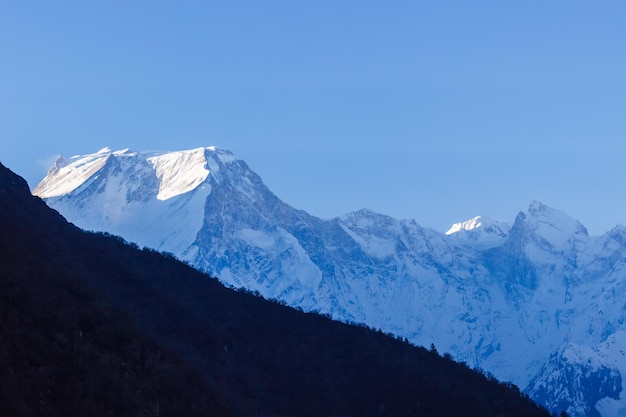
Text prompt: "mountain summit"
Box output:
[[35, 147, 626, 417], [35, 147, 233, 258]]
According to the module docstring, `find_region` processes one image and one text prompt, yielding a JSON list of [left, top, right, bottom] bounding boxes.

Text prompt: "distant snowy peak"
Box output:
[[509, 201, 589, 251], [526, 201, 588, 235], [33, 146, 235, 200], [447, 215, 489, 235], [445, 215, 511, 249]]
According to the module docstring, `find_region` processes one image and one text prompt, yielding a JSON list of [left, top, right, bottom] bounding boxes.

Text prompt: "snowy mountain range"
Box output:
[[34, 147, 626, 417]]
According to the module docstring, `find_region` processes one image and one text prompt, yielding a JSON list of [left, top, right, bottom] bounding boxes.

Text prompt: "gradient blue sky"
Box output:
[[1, 1, 625, 234]]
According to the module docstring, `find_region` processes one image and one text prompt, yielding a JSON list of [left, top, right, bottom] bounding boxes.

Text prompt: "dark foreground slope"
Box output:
[[0, 164, 228, 417], [0, 162, 551, 417]]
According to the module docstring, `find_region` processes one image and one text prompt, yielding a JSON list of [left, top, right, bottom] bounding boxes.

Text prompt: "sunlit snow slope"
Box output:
[[35, 147, 626, 417]]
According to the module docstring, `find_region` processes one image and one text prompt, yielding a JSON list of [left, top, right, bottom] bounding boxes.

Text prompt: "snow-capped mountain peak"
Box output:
[[34, 148, 114, 198], [33, 146, 626, 417], [508, 201, 589, 253], [446, 215, 490, 235], [526, 201, 588, 237], [445, 215, 511, 249], [33, 146, 238, 201]]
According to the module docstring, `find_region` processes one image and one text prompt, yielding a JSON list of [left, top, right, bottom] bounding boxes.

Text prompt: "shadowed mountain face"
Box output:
[[0, 160, 552, 417]]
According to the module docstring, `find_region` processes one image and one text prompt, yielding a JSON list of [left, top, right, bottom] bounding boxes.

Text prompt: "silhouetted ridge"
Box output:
[[0, 162, 230, 416], [0, 162, 551, 417]]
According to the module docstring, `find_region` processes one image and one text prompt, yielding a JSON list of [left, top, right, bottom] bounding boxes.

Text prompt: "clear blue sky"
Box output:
[[1, 1, 625, 234]]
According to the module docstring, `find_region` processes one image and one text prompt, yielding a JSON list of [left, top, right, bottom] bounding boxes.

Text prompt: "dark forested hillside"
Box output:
[[0, 162, 552, 417]]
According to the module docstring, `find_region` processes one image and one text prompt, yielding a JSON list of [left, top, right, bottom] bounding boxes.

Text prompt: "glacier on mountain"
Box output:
[[34, 147, 626, 417]]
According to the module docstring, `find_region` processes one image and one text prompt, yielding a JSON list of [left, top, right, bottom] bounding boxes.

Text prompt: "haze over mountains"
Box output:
[[34, 146, 626, 417]]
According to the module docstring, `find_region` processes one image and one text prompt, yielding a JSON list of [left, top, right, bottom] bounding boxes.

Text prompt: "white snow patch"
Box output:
[[446, 216, 485, 235], [33, 150, 112, 198], [445, 216, 511, 249], [147, 148, 210, 200]]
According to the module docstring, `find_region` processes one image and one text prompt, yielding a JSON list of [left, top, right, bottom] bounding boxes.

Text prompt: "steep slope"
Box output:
[[0, 162, 227, 417], [1, 161, 552, 417], [33, 147, 213, 258], [527, 343, 621, 417], [35, 147, 626, 417]]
